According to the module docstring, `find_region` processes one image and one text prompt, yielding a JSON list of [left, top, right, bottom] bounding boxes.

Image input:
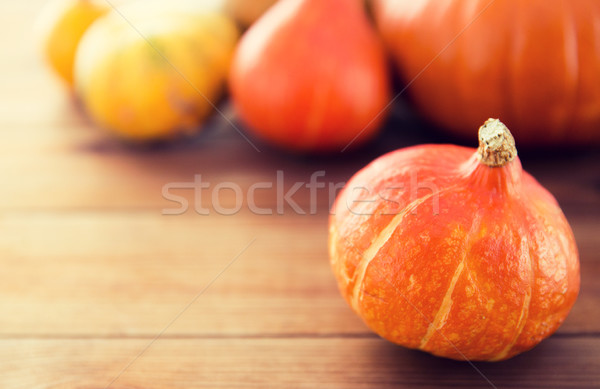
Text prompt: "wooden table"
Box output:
[[1, 2, 599, 388]]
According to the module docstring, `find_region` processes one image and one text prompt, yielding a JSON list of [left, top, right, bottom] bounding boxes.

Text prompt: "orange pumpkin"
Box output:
[[373, 0, 600, 146], [229, 0, 391, 152], [329, 119, 580, 361], [36, 0, 109, 86]]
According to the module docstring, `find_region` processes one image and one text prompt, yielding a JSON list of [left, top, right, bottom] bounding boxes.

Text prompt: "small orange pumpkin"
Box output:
[[329, 119, 580, 361]]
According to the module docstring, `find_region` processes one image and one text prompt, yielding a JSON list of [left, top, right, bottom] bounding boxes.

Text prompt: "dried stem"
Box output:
[[477, 119, 517, 168]]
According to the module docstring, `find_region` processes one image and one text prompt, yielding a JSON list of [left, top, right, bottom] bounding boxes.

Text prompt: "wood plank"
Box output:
[[0, 212, 363, 336], [0, 129, 598, 216], [0, 337, 598, 388], [0, 212, 597, 336]]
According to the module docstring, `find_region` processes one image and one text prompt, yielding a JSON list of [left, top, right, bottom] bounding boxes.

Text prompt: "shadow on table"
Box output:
[[362, 336, 585, 388]]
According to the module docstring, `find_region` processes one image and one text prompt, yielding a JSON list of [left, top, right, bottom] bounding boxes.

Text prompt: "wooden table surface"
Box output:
[[1, 2, 599, 388]]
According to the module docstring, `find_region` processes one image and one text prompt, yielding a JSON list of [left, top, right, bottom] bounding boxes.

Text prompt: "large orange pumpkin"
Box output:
[[329, 119, 580, 361], [373, 0, 600, 146]]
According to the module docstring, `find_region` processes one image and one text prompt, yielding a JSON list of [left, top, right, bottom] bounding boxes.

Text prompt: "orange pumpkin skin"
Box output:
[[229, 0, 391, 152], [329, 120, 580, 361], [373, 0, 600, 146]]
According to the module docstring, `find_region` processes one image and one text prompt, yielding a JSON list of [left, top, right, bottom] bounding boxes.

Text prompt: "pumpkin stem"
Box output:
[[477, 119, 517, 167]]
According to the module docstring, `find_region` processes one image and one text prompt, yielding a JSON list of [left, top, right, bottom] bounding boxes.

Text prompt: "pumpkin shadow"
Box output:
[[363, 338, 553, 388]]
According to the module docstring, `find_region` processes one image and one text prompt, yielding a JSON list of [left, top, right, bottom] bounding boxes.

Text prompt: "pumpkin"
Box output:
[[224, 0, 278, 27], [329, 119, 580, 361], [373, 0, 600, 146], [74, 2, 239, 140], [36, 0, 109, 86], [229, 0, 391, 152]]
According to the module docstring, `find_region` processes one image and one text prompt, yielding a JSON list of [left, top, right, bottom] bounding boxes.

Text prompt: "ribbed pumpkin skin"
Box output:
[[329, 143, 580, 361], [373, 0, 600, 146]]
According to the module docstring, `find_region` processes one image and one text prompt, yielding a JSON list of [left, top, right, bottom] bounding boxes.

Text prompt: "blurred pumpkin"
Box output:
[[36, 0, 109, 86], [224, 0, 278, 27], [229, 0, 391, 152], [74, 1, 239, 140], [373, 0, 600, 146]]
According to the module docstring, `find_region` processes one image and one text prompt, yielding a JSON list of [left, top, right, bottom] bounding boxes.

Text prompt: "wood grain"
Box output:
[[0, 212, 597, 337], [1, 0, 599, 388], [0, 337, 599, 389]]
